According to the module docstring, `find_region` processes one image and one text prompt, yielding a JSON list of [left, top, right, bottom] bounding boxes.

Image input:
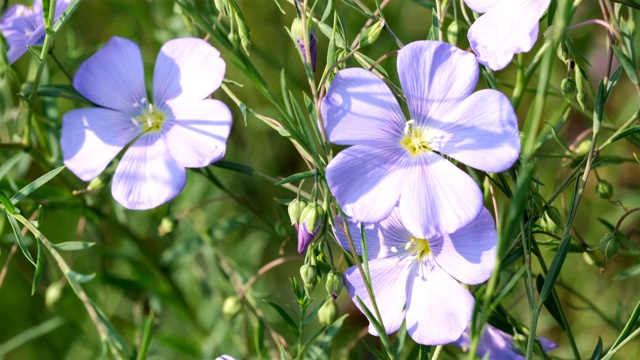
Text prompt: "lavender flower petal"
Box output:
[[163, 99, 232, 168], [399, 152, 483, 239], [432, 208, 496, 285], [467, 0, 551, 71], [112, 134, 186, 210], [332, 216, 382, 258], [322, 68, 405, 146], [344, 256, 412, 336], [153, 37, 225, 105], [73, 37, 146, 115], [405, 265, 474, 345], [397, 41, 478, 127], [61, 108, 140, 181], [434, 89, 520, 173], [464, 0, 505, 13], [326, 145, 405, 224]]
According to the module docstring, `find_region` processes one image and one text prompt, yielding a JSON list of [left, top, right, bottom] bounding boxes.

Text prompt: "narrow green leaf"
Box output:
[[66, 270, 96, 283], [302, 297, 328, 328], [536, 274, 566, 330], [52, 0, 82, 32], [42, 0, 53, 27], [11, 166, 65, 205], [590, 337, 603, 360], [263, 300, 300, 337], [612, 47, 639, 85], [212, 160, 255, 175], [354, 296, 393, 352], [0, 189, 16, 214], [0, 152, 26, 181], [613, 263, 640, 280], [31, 236, 45, 295], [593, 80, 605, 134], [37, 84, 92, 103], [0, 317, 65, 356], [276, 170, 315, 185], [610, 125, 640, 144], [51, 241, 96, 251], [136, 312, 155, 360], [6, 214, 35, 265]]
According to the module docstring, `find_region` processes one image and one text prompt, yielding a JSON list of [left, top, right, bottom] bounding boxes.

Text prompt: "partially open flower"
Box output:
[[296, 202, 325, 253]]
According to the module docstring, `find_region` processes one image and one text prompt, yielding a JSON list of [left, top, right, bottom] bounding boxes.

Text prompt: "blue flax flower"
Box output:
[[322, 40, 520, 238], [61, 37, 232, 210], [335, 207, 497, 345], [466, 0, 551, 70], [455, 324, 558, 359], [0, 0, 71, 64]]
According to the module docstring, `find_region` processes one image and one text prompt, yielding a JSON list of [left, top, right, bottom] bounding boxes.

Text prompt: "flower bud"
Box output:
[[596, 180, 613, 199], [575, 140, 591, 155], [561, 78, 576, 97], [292, 18, 317, 71], [318, 300, 338, 326], [288, 198, 307, 225], [222, 296, 243, 319], [300, 264, 317, 286], [447, 21, 459, 46], [158, 216, 175, 237], [359, 20, 385, 48], [599, 233, 619, 259], [325, 271, 344, 298], [297, 203, 325, 253], [45, 282, 64, 307]]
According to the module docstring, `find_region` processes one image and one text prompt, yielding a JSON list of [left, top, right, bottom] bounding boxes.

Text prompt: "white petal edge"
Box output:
[[322, 68, 406, 146], [163, 99, 232, 168], [61, 108, 140, 181], [112, 133, 186, 210], [406, 265, 474, 345], [153, 37, 225, 105]]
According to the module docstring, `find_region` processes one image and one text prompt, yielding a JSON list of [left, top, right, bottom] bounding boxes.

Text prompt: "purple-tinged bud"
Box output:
[[297, 203, 325, 253], [292, 18, 317, 71]]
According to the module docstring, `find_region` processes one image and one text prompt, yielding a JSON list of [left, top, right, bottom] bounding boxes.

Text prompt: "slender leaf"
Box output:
[[11, 166, 65, 205], [6, 214, 35, 265], [264, 300, 300, 337], [31, 236, 45, 295], [52, 241, 96, 251], [276, 170, 315, 185]]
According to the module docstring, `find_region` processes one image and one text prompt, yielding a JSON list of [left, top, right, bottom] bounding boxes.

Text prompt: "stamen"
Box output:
[[400, 120, 433, 156]]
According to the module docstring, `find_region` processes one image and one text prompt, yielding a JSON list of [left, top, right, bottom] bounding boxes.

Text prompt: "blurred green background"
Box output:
[[0, 0, 639, 358]]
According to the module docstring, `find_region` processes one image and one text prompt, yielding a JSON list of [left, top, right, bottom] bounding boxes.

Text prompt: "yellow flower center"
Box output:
[[405, 237, 432, 261], [132, 99, 166, 133], [400, 120, 432, 156]]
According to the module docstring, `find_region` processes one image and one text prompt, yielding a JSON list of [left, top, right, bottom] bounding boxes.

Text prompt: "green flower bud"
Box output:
[[325, 271, 344, 298], [561, 78, 576, 97], [299, 203, 325, 233], [288, 199, 307, 225], [359, 20, 385, 48], [45, 282, 64, 307], [596, 180, 613, 199], [222, 296, 243, 319], [158, 216, 175, 237], [318, 300, 338, 326], [599, 233, 619, 259], [576, 140, 592, 155], [300, 264, 317, 285], [87, 176, 105, 191], [447, 21, 459, 46]]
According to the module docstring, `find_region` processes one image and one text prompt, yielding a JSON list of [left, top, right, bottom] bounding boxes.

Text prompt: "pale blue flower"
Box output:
[[335, 207, 497, 345], [0, 0, 72, 63], [322, 40, 520, 238], [61, 37, 232, 210], [466, 0, 551, 70], [455, 324, 558, 359]]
